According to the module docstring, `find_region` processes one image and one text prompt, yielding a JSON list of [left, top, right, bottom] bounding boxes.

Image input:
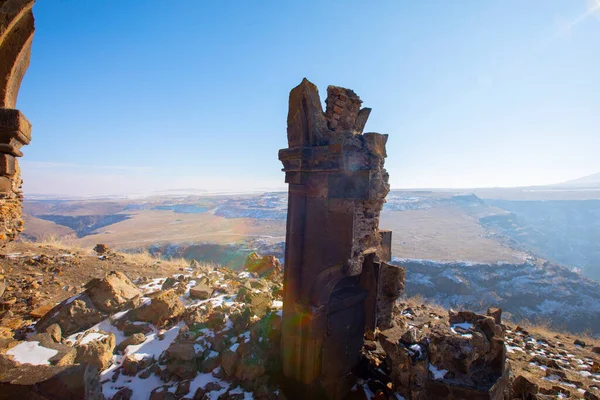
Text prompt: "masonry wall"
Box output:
[[0, 0, 35, 245]]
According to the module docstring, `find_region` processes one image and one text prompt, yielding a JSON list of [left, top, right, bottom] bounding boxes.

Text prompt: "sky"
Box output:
[[15, 0, 600, 196]]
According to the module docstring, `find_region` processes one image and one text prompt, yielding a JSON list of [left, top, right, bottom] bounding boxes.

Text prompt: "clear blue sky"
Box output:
[[16, 0, 600, 196]]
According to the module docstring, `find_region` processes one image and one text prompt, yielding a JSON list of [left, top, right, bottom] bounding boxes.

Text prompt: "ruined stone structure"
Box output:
[[0, 0, 35, 245], [279, 79, 405, 399]]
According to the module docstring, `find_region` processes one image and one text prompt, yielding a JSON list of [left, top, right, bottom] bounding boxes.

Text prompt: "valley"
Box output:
[[19, 186, 600, 334]]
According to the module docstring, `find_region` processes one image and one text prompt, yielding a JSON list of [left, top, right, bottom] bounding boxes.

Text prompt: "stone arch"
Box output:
[[0, 0, 35, 245]]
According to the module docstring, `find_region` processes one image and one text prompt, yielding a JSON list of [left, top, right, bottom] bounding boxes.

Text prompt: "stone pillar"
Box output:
[[279, 79, 390, 399], [0, 0, 35, 245]]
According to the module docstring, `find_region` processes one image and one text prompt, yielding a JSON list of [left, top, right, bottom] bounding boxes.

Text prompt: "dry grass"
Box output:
[[120, 250, 191, 271], [20, 233, 85, 253], [403, 295, 448, 316], [509, 318, 600, 344]]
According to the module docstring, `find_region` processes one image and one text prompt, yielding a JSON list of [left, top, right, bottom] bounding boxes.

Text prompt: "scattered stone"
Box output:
[[7, 333, 77, 366], [93, 244, 110, 255], [0, 357, 102, 400], [111, 387, 133, 400], [175, 379, 191, 396], [29, 303, 54, 318], [243, 252, 282, 278], [149, 385, 178, 400], [74, 331, 116, 370], [35, 293, 105, 336], [575, 339, 587, 347], [189, 280, 213, 300], [84, 271, 142, 313], [122, 355, 142, 376], [116, 332, 146, 353], [513, 375, 539, 399], [132, 289, 185, 325], [120, 320, 153, 336], [236, 286, 271, 318]]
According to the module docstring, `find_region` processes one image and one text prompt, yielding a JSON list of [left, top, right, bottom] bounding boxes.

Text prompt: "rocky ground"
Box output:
[[0, 242, 599, 399]]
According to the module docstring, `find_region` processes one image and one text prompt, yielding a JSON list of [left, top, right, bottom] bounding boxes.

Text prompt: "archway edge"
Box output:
[[0, 0, 35, 108]]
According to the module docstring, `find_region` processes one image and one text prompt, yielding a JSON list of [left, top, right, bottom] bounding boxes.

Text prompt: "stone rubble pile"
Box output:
[[0, 252, 285, 400], [356, 300, 600, 400]]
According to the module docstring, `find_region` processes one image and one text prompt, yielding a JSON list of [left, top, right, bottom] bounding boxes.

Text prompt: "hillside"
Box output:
[[0, 243, 598, 399]]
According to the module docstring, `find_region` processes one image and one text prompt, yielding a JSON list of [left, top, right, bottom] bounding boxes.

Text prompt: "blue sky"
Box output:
[[16, 0, 600, 196]]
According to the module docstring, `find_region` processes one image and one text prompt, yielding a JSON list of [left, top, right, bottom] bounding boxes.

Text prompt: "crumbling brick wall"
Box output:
[[0, 0, 35, 245]]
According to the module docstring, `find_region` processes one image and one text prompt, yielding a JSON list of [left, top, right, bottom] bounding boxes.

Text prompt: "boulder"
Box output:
[[132, 289, 185, 325], [236, 287, 272, 318], [0, 357, 102, 400], [513, 375, 539, 399], [165, 341, 202, 379], [35, 293, 105, 336], [221, 348, 239, 377], [243, 253, 282, 278], [74, 331, 116, 370], [5, 333, 76, 367], [121, 355, 141, 376], [84, 271, 142, 313], [189, 281, 213, 300]]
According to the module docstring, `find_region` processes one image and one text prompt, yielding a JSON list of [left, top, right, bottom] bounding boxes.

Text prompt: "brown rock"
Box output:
[[189, 282, 213, 300], [74, 331, 116, 370], [585, 390, 600, 400], [592, 346, 600, 354], [35, 293, 105, 336], [531, 355, 560, 369], [121, 320, 153, 336], [175, 380, 191, 397], [192, 387, 206, 399], [150, 385, 178, 400], [116, 332, 146, 353], [487, 307, 502, 324], [121, 355, 140, 376], [243, 253, 282, 278], [377, 263, 405, 330], [0, 356, 102, 400], [84, 271, 142, 313], [236, 286, 271, 318], [44, 323, 61, 343], [165, 341, 201, 379], [221, 348, 239, 377], [132, 289, 184, 325], [29, 303, 54, 318], [111, 387, 133, 400], [93, 244, 110, 255], [7, 333, 76, 366], [513, 375, 539, 399]]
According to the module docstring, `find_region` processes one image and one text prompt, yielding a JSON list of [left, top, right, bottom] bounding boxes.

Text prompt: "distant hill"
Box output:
[[555, 172, 600, 188]]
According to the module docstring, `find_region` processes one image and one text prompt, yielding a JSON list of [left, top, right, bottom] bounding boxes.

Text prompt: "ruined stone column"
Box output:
[[279, 79, 391, 399], [0, 0, 35, 245]]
